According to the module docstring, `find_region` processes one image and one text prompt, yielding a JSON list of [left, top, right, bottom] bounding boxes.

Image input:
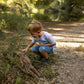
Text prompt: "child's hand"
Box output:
[[39, 43, 46, 46], [22, 48, 28, 53]]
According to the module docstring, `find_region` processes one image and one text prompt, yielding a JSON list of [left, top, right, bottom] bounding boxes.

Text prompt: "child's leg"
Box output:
[[39, 50, 48, 59], [32, 45, 43, 57], [32, 50, 43, 57], [39, 49, 50, 63], [39, 46, 53, 59]]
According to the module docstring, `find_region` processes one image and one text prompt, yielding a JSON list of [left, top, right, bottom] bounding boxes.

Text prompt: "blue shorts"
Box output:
[[32, 45, 53, 53]]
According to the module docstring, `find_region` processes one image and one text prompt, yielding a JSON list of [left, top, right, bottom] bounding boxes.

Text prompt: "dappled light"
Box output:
[[42, 22, 84, 48], [0, 0, 84, 84], [48, 27, 67, 31], [32, 8, 38, 13], [57, 42, 84, 48], [7, 0, 13, 4], [3, 30, 14, 34], [0, 0, 5, 4]]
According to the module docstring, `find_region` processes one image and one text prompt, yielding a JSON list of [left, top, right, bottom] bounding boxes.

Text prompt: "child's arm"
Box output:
[[22, 42, 35, 52], [39, 43, 56, 47]]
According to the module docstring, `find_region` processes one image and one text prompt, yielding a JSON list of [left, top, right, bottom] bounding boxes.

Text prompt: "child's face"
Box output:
[[29, 31, 41, 38]]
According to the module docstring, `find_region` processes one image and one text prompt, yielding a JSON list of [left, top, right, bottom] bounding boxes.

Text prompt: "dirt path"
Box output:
[[0, 22, 84, 84], [42, 22, 84, 47], [42, 22, 84, 84], [56, 48, 84, 84]]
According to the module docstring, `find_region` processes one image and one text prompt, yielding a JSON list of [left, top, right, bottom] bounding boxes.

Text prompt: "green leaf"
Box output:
[[15, 2, 22, 7], [4, 64, 11, 76], [19, 8, 24, 14], [0, 72, 4, 77], [15, 77, 25, 84]]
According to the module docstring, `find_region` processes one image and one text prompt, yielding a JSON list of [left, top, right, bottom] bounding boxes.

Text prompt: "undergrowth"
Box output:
[[0, 32, 60, 83], [76, 45, 84, 51]]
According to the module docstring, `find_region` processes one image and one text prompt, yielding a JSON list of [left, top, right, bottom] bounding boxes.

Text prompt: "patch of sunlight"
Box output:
[[32, 8, 38, 13], [59, 23, 83, 26], [1, 11, 13, 14], [58, 0, 64, 3], [79, 35, 84, 37], [53, 36, 65, 39], [1, 11, 4, 14], [3, 30, 13, 34], [55, 12, 61, 21], [39, 9, 44, 14], [0, 0, 5, 4], [24, 36, 32, 40], [57, 42, 84, 48], [48, 27, 66, 31], [7, 0, 13, 4], [7, 11, 12, 14], [82, 11, 84, 14], [55, 18, 60, 21]]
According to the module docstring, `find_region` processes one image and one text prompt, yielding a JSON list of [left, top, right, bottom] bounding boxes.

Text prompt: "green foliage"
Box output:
[[69, 0, 84, 7], [63, 0, 84, 21], [0, 72, 2, 78], [15, 55, 21, 64], [14, 0, 33, 21], [80, 15, 84, 21], [0, 12, 28, 31], [3, 63, 11, 76], [0, 0, 33, 31], [33, 13, 51, 21], [0, 4, 8, 11], [34, 0, 53, 7], [0, 0, 84, 22], [42, 65, 57, 79], [0, 19, 7, 29], [8, 34, 27, 52], [0, 30, 5, 40], [76, 45, 84, 51], [15, 77, 25, 84]]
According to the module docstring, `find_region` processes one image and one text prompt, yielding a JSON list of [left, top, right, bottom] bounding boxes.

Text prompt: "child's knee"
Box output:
[[32, 46, 40, 53], [32, 47, 38, 53], [39, 46, 53, 53], [39, 46, 46, 53], [32, 47, 36, 51]]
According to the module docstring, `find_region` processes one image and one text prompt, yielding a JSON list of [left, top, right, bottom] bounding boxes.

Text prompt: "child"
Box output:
[[22, 21, 56, 63]]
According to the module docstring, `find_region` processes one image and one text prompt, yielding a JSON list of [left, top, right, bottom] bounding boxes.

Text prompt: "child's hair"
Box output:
[[27, 21, 43, 32]]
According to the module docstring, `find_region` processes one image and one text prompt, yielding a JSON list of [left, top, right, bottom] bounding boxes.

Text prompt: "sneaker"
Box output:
[[44, 59, 50, 63], [38, 56, 44, 61], [41, 58, 50, 67]]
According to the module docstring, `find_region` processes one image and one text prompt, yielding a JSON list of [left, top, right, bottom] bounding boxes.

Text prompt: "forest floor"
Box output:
[[42, 21, 84, 84], [0, 22, 84, 84]]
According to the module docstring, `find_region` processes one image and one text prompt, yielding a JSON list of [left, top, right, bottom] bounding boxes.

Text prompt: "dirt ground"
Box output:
[[42, 22, 84, 84], [0, 22, 84, 84]]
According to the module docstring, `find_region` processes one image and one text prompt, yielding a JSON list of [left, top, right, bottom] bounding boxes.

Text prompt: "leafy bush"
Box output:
[[0, 0, 84, 22], [0, 0, 33, 31], [0, 12, 28, 31], [33, 13, 51, 21], [80, 15, 84, 21], [76, 45, 84, 51]]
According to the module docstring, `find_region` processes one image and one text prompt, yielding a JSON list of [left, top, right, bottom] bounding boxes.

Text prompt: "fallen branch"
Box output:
[[14, 51, 41, 79], [3, 51, 41, 79]]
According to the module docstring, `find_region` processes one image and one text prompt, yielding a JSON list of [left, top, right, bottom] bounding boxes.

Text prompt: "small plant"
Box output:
[[65, 49, 70, 53], [3, 63, 11, 76], [76, 45, 84, 51], [42, 66, 57, 79], [15, 77, 25, 84]]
